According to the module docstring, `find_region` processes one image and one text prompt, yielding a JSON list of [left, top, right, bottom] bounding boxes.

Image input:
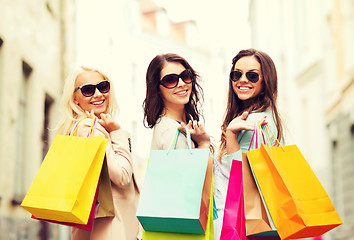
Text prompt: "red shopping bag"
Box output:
[[220, 160, 246, 240]]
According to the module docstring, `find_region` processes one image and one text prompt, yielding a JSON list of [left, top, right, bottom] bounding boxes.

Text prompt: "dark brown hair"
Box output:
[[219, 48, 283, 158], [143, 53, 204, 128]]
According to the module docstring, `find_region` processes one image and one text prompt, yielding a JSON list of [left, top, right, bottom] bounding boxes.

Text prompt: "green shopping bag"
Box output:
[[137, 128, 211, 234], [142, 185, 215, 239]]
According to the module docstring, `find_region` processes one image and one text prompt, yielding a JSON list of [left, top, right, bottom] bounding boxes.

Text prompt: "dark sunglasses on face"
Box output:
[[230, 70, 260, 83], [74, 80, 110, 97], [160, 69, 194, 89]]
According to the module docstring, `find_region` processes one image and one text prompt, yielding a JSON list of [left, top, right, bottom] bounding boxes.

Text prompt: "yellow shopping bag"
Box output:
[[247, 123, 342, 240], [21, 117, 108, 225]]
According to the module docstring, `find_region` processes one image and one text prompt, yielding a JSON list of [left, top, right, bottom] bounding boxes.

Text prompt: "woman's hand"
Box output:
[[179, 120, 210, 149], [226, 111, 267, 154], [226, 111, 267, 136], [86, 110, 121, 133]]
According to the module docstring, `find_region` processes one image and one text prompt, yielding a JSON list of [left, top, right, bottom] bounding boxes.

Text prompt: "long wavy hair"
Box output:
[[56, 66, 118, 135], [219, 48, 283, 159], [143, 53, 204, 128]]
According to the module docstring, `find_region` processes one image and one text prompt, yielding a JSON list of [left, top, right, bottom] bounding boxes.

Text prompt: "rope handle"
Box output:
[[71, 116, 97, 137], [264, 124, 284, 151], [248, 122, 265, 150], [248, 120, 284, 151], [167, 126, 193, 154], [258, 121, 285, 151]]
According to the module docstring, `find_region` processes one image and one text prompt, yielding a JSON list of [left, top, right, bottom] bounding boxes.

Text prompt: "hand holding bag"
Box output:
[[247, 122, 343, 240], [137, 127, 212, 234], [21, 117, 110, 225]]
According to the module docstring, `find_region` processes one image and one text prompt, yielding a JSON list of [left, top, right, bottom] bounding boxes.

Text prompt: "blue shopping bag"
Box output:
[[137, 128, 211, 234]]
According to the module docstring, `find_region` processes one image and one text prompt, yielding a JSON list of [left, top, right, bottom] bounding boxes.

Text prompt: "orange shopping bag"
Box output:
[[247, 123, 342, 240]]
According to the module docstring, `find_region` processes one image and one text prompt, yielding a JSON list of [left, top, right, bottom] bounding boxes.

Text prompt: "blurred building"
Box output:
[[0, 0, 228, 239], [0, 0, 76, 239], [249, 0, 353, 239]]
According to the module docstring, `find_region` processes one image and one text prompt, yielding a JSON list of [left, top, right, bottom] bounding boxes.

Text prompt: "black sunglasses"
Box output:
[[230, 70, 260, 83], [74, 80, 110, 97], [160, 69, 194, 89]]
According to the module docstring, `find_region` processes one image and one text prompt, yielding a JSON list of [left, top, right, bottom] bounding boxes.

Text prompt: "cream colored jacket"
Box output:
[[71, 118, 140, 240]]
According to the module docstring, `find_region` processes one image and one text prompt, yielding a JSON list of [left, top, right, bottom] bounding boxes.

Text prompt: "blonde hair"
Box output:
[[56, 66, 119, 135]]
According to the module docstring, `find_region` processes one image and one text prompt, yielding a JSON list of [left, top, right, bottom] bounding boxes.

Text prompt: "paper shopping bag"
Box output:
[[247, 125, 343, 240], [31, 157, 114, 230], [31, 181, 99, 231], [220, 160, 246, 240], [96, 157, 115, 218], [243, 153, 278, 237], [21, 117, 109, 225], [142, 184, 215, 240], [137, 128, 211, 234]]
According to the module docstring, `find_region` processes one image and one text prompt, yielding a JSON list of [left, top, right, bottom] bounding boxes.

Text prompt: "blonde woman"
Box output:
[[57, 66, 140, 240]]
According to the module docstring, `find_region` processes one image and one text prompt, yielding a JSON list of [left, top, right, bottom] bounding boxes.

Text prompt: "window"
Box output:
[[349, 123, 354, 222], [0, 38, 3, 139], [131, 63, 137, 96], [156, 9, 170, 37], [42, 94, 54, 159], [12, 60, 32, 205], [0, 38, 3, 140], [0, 37, 3, 203]]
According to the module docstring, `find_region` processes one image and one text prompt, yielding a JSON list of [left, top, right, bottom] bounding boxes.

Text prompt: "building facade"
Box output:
[[0, 0, 76, 239]]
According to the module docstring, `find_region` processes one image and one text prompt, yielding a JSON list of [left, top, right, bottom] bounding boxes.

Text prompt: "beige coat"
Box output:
[[71, 118, 141, 240]]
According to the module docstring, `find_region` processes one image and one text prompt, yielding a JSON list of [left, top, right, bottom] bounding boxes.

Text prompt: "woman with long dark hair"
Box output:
[[142, 53, 213, 239], [143, 53, 211, 150], [213, 49, 284, 239]]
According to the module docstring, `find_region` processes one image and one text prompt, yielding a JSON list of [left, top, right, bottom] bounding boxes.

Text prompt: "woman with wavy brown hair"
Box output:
[[143, 53, 211, 150], [213, 48, 284, 239], [142, 53, 213, 239]]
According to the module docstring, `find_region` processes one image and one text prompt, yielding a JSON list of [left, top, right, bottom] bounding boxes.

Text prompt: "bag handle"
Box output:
[[248, 122, 266, 150], [248, 120, 284, 151], [248, 127, 256, 151], [257, 121, 272, 147], [71, 117, 98, 137], [167, 126, 192, 154], [256, 121, 285, 151], [264, 124, 284, 151]]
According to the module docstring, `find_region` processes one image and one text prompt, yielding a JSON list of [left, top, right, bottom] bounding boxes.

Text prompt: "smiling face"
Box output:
[[232, 56, 263, 101], [73, 71, 110, 117], [159, 62, 192, 111]]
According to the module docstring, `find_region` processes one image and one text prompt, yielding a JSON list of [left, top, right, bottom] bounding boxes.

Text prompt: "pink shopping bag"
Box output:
[[220, 160, 246, 240]]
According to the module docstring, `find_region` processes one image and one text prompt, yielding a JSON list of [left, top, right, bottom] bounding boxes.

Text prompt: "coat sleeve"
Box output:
[[75, 118, 134, 189]]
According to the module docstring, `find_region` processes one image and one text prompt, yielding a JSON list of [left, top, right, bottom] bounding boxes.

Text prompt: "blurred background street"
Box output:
[[0, 0, 353, 239]]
